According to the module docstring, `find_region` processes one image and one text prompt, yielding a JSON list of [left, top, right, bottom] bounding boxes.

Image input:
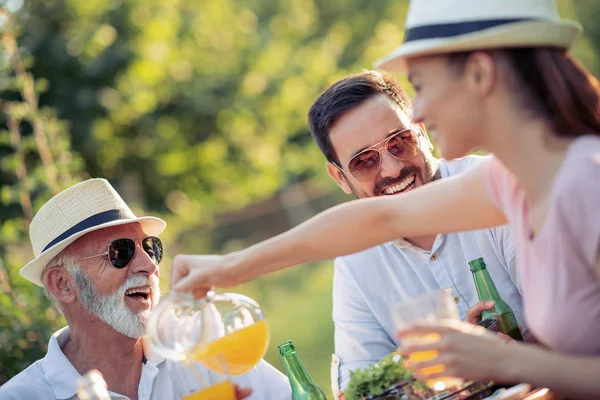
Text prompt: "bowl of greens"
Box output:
[[345, 353, 433, 400]]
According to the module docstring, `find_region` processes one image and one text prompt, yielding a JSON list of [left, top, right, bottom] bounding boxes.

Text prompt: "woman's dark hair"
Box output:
[[307, 70, 414, 165], [449, 48, 600, 137]]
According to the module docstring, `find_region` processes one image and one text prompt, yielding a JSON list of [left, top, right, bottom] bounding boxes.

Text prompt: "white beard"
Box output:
[[72, 268, 161, 338]]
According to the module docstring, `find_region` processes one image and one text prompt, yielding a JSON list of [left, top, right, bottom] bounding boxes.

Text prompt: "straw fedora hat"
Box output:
[[20, 178, 166, 287], [374, 0, 582, 73]]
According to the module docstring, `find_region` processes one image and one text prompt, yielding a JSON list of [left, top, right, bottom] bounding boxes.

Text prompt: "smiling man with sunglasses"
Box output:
[[307, 71, 526, 398], [0, 179, 290, 400]]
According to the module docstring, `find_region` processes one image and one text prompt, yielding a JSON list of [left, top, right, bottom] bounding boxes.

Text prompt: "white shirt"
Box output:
[[0, 327, 291, 400], [330, 156, 525, 395]]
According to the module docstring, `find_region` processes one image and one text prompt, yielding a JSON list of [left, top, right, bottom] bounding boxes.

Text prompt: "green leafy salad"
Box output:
[[345, 353, 430, 400]]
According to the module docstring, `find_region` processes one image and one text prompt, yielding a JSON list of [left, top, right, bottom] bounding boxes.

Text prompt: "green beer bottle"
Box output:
[[278, 340, 327, 400], [469, 258, 524, 341]]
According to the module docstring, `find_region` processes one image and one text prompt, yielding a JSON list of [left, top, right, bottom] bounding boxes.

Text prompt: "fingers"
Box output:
[[234, 384, 253, 400], [405, 353, 455, 370], [171, 255, 230, 293], [172, 267, 215, 293], [191, 288, 210, 299], [171, 255, 212, 292], [403, 352, 473, 383], [402, 352, 465, 384], [496, 332, 515, 344], [173, 272, 210, 292], [414, 368, 462, 382], [465, 300, 495, 324], [401, 342, 445, 355], [171, 254, 191, 286]]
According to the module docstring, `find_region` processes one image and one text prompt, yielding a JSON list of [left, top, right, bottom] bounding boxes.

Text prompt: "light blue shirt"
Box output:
[[0, 326, 291, 400], [331, 155, 525, 394]]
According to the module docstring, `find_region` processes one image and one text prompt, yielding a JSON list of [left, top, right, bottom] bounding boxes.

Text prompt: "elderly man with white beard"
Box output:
[[0, 179, 291, 400]]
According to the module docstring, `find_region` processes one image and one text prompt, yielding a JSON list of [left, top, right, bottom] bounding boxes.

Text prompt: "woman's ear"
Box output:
[[45, 267, 77, 305], [464, 52, 497, 97]]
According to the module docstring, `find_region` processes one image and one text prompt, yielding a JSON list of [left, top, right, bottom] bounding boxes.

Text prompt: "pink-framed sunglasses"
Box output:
[[334, 128, 421, 182]]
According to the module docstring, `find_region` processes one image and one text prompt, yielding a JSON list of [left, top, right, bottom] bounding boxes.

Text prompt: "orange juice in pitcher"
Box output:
[[189, 319, 270, 375]]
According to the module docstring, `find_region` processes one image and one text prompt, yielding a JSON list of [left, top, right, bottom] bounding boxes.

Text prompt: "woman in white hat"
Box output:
[[172, 1, 600, 396]]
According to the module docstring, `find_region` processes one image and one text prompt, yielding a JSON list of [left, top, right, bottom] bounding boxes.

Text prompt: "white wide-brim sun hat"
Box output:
[[374, 0, 582, 73], [20, 178, 166, 287]]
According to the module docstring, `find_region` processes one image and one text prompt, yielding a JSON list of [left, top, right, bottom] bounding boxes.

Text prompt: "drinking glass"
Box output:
[[168, 353, 237, 400], [392, 289, 463, 392], [76, 370, 111, 400], [147, 290, 269, 376]]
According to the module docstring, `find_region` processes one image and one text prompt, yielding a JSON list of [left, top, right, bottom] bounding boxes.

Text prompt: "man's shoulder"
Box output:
[[0, 360, 53, 400], [440, 154, 489, 176]]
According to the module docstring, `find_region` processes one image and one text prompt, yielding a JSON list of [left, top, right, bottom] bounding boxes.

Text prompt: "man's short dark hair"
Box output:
[[307, 70, 413, 165]]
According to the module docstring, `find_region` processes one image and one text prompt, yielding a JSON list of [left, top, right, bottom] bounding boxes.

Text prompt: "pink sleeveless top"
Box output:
[[483, 135, 600, 355]]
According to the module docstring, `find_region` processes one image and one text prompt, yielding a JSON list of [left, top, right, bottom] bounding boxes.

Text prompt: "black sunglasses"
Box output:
[[75, 236, 163, 268]]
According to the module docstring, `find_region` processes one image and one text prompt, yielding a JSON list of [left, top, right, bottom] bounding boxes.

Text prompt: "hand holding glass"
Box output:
[[393, 289, 463, 392]]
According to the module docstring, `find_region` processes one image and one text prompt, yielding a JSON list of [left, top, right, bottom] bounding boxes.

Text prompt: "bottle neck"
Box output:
[[281, 351, 313, 388], [472, 267, 502, 302]]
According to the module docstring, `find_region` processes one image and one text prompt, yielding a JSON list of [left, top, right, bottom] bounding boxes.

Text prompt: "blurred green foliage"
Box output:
[[0, 6, 84, 382], [2, 0, 600, 394]]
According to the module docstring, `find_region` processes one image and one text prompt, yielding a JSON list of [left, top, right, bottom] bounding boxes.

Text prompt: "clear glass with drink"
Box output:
[[168, 353, 237, 400], [392, 289, 463, 392], [147, 290, 270, 376]]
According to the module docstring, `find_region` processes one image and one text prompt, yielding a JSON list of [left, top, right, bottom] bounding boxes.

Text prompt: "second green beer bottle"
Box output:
[[278, 340, 327, 400], [469, 257, 524, 341]]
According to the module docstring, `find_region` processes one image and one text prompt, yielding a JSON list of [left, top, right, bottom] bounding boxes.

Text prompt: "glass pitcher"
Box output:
[[147, 290, 269, 376]]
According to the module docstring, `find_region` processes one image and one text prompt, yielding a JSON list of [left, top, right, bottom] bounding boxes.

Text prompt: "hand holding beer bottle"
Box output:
[[469, 258, 523, 341]]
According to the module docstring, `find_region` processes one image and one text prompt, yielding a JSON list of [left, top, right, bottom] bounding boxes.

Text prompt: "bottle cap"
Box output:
[[278, 340, 295, 355], [469, 257, 487, 272]]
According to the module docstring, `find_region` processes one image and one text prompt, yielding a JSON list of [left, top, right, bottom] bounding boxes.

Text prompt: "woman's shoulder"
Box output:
[[559, 134, 600, 186], [551, 135, 600, 271], [569, 134, 600, 155], [552, 135, 600, 222]]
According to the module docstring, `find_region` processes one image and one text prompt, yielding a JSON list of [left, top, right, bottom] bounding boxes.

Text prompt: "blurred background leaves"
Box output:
[[1, 0, 600, 392]]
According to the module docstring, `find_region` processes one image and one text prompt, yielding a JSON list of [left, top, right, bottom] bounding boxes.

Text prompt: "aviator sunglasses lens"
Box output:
[[348, 150, 381, 182], [142, 236, 163, 265], [387, 130, 419, 158], [108, 238, 136, 268], [348, 130, 419, 181]]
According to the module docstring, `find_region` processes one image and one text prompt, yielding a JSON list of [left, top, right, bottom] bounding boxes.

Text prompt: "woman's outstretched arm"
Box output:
[[172, 163, 507, 291]]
